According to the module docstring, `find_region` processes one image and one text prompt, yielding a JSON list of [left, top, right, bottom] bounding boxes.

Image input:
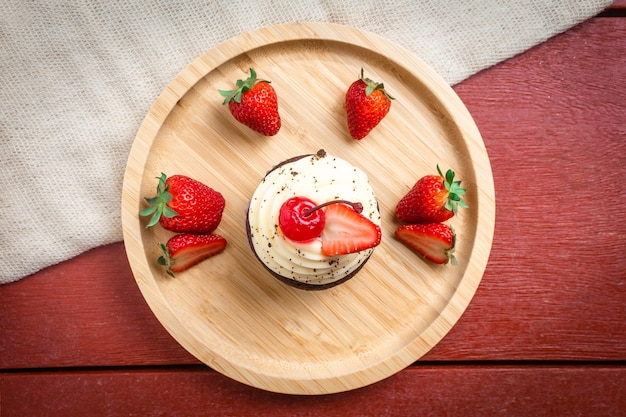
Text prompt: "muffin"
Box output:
[[246, 149, 382, 290]]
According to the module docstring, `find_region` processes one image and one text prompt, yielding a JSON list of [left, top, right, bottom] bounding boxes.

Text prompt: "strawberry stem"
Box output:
[[360, 67, 395, 100], [304, 200, 364, 217], [437, 165, 468, 214], [157, 242, 176, 278], [139, 173, 179, 228], [218, 68, 269, 105]]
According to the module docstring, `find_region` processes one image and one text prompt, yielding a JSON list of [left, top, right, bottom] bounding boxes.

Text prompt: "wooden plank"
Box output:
[[0, 243, 197, 369], [608, 0, 626, 10], [1, 17, 625, 370], [427, 16, 626, 360], [432, 15, 626, 361], [2, 365, 625, 416]]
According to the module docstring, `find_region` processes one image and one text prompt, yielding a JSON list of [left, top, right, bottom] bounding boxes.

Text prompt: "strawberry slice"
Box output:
[[395, 223, 456, 265], [158, 233, 227, 277], [321, 203, 381, 256]]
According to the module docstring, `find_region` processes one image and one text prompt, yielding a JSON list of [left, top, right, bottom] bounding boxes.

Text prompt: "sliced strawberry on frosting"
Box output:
[[320, 203, 381, 256]]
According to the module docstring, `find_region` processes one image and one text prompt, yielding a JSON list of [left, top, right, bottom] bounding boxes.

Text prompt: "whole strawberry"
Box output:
[[396, 223, 456, 265], [140, 173, 225, 234], [158, 233, 227, 277], [345, 68, 394, 140], [396, 165, 467, 223], [219, 68, 281, 136]]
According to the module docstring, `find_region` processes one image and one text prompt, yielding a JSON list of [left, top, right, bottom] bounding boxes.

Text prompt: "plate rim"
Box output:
[[121, 21, 495, 395]]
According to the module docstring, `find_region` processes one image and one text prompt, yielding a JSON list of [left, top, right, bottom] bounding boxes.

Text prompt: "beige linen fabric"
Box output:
[[0, 0, 611, 284]]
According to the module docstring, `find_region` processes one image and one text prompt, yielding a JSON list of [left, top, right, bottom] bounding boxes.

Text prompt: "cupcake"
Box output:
[[246, 149, 382, 290]]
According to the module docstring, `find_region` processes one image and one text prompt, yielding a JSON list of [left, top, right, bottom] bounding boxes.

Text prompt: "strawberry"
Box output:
[[345, 68, 394, 140], [158, 233, 227, 277], [395, 165, 467, 224], [395, 223, 456, 265], [219, 68, 281, 136], [320, 202, 382, 256], [140, 173, 225, 234]]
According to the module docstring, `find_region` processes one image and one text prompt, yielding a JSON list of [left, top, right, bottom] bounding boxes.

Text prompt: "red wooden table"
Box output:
[[2, 3, 625, 416]]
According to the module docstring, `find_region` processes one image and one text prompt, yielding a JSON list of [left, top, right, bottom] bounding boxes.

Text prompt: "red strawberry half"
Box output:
[[395, 223, 456, 265], [321, 202, 381, 256], [219, 68, 281, 136], [395, 165, 467, 224], [140, 173, 225, 234], [345, 68, 394, 140], [158, 233, 227, 277]]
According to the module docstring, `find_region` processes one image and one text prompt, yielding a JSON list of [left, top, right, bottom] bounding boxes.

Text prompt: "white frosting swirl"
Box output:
[[247, 151, 381, 286]]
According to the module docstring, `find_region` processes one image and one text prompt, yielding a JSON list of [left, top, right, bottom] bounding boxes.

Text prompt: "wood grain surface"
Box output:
[[120, 22, 494, 394], [3, 366, 625, 416], [1, 11, 625, 416]]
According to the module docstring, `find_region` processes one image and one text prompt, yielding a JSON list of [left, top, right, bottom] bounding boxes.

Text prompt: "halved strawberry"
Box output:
[[395, 223, 456, 265], [158, 233, 227, 277], [321, 203, 381, 256]]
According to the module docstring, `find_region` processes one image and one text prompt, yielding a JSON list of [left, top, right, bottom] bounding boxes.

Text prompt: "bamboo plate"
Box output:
[[121, 22, 495, 395]]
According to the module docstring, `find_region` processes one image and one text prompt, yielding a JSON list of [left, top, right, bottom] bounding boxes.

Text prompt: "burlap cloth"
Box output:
[[0, 0, 611, 284]]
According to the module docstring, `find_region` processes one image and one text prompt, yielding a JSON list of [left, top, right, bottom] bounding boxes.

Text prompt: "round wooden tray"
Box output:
[[121, 22, 495, 395]]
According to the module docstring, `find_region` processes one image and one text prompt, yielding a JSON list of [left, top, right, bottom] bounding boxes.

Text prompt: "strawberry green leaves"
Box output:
[[438, 165, 468, 215], [139, 173, 179, 228]]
